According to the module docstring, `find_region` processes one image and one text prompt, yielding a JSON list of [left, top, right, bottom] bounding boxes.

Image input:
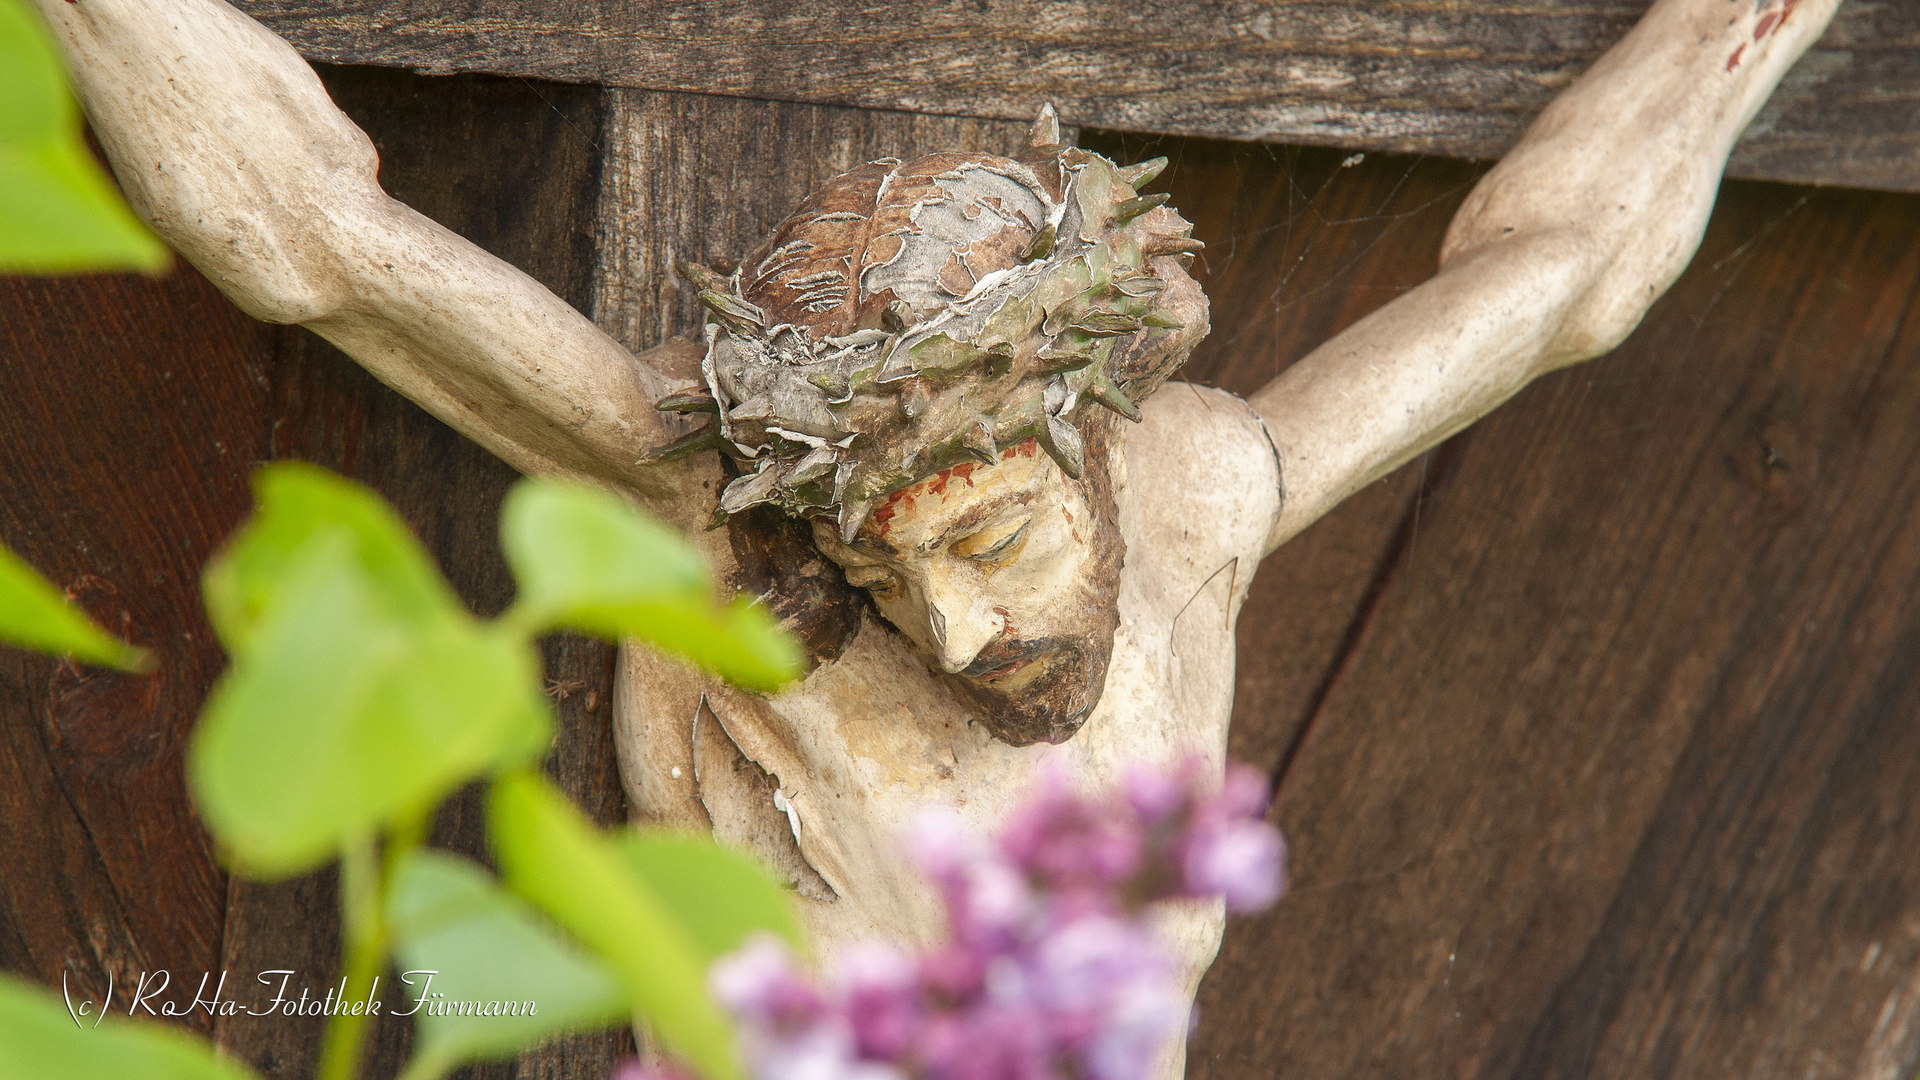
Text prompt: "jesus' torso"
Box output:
[[614, 383, 1281, 969]]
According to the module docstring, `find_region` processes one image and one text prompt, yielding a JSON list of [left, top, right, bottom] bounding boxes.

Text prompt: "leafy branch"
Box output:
[[0, 467, 807, 1080]]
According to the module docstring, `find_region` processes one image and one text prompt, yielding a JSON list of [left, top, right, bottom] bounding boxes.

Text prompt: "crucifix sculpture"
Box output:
[[30, 0, 1841, 1073]]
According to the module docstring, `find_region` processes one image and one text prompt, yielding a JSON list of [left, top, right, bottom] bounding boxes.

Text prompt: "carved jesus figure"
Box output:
[[31, 0, 1842, 1073]]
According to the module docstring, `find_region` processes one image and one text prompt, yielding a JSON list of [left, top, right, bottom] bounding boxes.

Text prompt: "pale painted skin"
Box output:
[[616, 385, 1284, 1077], [809, 439, 1119, 745], [813, 443, 1081, 680]]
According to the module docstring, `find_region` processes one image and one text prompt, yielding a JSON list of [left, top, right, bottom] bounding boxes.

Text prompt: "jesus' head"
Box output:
[[671, 113, 1207, 744]]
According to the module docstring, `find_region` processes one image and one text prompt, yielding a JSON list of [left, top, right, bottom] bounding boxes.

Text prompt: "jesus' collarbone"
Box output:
[[609, 121, 1284, 961]]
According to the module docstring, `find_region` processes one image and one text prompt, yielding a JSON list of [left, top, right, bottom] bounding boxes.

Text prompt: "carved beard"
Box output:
[[943, 423, 1126, 747]]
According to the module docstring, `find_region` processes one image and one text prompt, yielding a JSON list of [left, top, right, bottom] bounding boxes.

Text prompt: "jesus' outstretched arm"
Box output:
[[28, 0, 701, 500], [1249, 0, 1841, 555]]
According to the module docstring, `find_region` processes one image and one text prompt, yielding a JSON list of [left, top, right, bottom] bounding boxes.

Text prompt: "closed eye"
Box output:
[[960, 521, 1029, 562], [843, 566, 899, 594]]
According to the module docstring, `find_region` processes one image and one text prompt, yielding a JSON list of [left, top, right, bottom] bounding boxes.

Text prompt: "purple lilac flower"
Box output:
[[909, 808, 1035, 951], [834, 942, 921, 1061], [1182, 818, 1286, 911], [997, 765, 1142, 898], [706, 755, 1288, 1080], [919, 1003, 1053, 1080], [1177, 762, 1286, 911], [709, 934, 824, 1034], [1084, 979, 1190, 1080]]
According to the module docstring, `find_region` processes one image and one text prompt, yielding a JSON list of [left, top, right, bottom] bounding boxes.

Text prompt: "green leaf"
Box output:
[[501, 479, 708, 616], [0, 545, 148, 671], [205, 463, 464, 656], [0, 972, 256, 1080], [489, 771, 744, 1080], [0, 0, 168, 274], [192, 473, 551, 878], [617, 831, 805, 962], [386, 851, 627, 1080], [500, 479, 803, 691], [588, 595, 801, 693]]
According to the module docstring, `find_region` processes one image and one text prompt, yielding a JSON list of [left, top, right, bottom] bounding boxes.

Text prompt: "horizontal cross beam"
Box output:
[[229, 0, 1918, 193]]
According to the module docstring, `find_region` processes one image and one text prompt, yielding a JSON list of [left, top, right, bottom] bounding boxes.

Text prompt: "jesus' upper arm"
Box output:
[[32, 0, 699, 503], [1247, 0, 1842, 558]]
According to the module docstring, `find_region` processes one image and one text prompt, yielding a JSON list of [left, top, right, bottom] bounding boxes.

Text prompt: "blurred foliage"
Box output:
[[0, 466, 805, 1080], [0, 0, 167, 273]]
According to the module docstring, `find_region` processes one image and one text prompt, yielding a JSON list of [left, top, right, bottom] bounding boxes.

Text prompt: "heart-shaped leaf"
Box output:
[[386, 851, 626, 1078], [193, 471, 551, 878], [616, 831, 805, 962], [500, 479, 801, 691], [204, 463, 463, 657]]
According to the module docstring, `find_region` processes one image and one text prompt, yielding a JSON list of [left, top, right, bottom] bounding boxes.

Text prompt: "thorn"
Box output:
[[785, 446, 839, 486], [1021, 223, 1057, 263], [882, 299, 915, 333], [727, 394, 772, 421], [1113, 193, 1172, 223], [839, 498, 872, 544], [1085, 370, 1142, 422], [959, 417, 998, 464], [719, 464, 781, 515], [900, 378, 931, 420], [675, 260, 729, 292], [1117, 156, 1169, 190], [1110, 273, 1165, 299], [1027, 103, 1062, 150], [656, 389, 719, 413], [1069, 310, 1144, 336], [1038, 415, 1085, 479], [637, 423, 722, 464], [1141, 236, 1205, 258], [808, 369, 852, 399], [700, 289, 766, 332], [1043, 375, 1069, 415]]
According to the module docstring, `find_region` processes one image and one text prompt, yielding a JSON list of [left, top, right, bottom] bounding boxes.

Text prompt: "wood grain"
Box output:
[[209, 67, 634, 1079], [10, 57, 1920, 1080], [1142, 138, 1920, 1080], [224, 0, 1920, 193], [0, 267, 276, 1032]]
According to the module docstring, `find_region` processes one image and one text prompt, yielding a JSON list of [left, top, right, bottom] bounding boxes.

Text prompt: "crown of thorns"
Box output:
[[646, 107, 1205, 542]]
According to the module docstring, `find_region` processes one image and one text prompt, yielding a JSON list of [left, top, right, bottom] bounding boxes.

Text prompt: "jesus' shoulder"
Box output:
[[1115, 381, 1282, 630]]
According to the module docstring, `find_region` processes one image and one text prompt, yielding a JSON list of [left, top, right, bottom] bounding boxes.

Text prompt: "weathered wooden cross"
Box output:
[[28, 0, 1872, 1074]]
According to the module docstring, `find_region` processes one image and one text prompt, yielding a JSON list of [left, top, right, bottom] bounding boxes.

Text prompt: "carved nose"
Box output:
[[925, 589, 1000, 675]]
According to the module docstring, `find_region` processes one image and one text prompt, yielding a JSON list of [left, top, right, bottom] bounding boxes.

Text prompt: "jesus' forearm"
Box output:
[[29, 0, 690, 495], [1251, 0, 1842, 555]]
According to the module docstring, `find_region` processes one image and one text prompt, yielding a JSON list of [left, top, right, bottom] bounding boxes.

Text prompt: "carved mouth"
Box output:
[[975, 657, 1032, 681], [962, 641, 1050, 683]]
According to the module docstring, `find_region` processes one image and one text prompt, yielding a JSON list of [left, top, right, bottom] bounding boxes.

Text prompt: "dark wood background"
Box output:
[[6, 53, 1920, 1080], [225, 0, 1920, 194]]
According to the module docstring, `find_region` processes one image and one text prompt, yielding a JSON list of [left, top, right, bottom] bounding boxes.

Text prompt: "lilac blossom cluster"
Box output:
[[618, 756, 1285, 1080]]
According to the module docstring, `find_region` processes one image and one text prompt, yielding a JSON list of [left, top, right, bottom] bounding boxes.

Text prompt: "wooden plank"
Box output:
[[209, 67, 634, 1079], [226, 0, 1920, 194], [0, 268, 277, 1031], [1172, 140, 1920, 1079], [13, 58, 1920, 1080], [1078, 131, 1496, 773]]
